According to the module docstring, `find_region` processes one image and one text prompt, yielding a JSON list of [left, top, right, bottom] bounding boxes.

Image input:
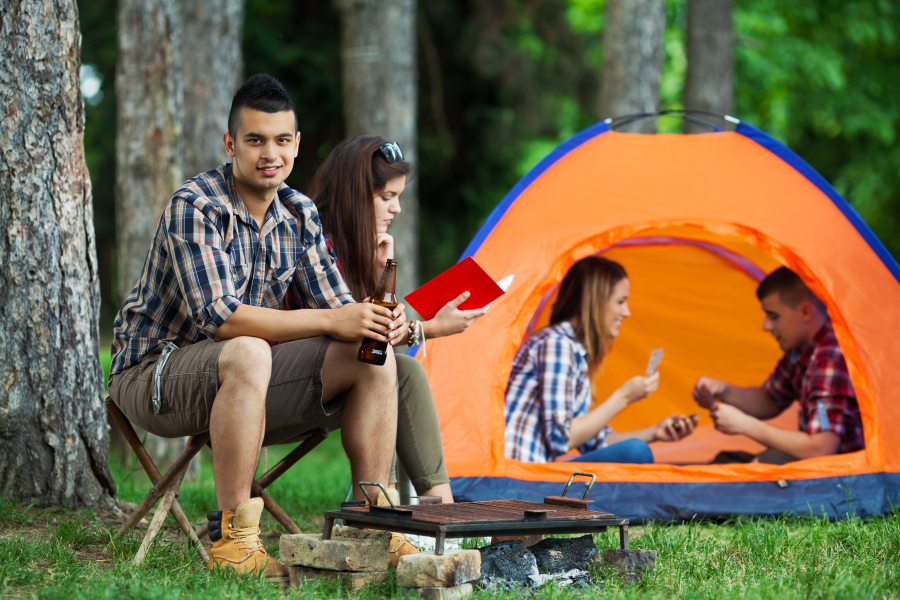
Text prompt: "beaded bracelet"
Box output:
[[407, 319, 426, 356]]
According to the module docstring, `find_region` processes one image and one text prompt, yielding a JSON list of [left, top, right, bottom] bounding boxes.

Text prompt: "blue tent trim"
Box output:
[[459, 121, 612, 262], [734, 121, 900, 284], [451, 472, 900, 522]]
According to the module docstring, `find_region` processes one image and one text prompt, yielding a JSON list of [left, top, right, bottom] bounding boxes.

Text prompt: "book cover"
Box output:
[[405, 257, 511, 320]]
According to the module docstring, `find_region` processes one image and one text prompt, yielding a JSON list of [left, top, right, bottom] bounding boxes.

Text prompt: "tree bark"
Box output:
[[0, 0, 116, 507], [597, 0, 666, 133], [115, 0, 183, 304], [179, 0, 244, 178], [335, 0, 420, 299], [685, 0, 734, 132]]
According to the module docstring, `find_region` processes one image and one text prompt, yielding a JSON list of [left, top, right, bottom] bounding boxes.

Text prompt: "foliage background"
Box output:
[[78, 0, 900, 337]]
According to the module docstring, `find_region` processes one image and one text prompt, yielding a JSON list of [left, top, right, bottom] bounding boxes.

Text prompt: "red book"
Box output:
[[405, 257, 513, 320]]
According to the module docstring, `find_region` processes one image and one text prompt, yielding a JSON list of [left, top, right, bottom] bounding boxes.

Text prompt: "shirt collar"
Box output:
[[225, 166, 286, 231], [554, 321, 587, 357], [789, 320, 833, 364]]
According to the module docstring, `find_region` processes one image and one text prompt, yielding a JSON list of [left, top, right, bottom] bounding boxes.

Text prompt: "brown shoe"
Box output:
[[207, 498, 288, 579], [375, 489, 420, 567]]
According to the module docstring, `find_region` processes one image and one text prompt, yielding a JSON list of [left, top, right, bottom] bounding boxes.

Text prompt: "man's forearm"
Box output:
[[214, 304, 336, 342], [740, 417, 840, 459], [721, 385, 781, 419]]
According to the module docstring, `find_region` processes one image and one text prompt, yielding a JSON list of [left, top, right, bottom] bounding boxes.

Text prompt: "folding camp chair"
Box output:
[[106, 398, 329, 564]]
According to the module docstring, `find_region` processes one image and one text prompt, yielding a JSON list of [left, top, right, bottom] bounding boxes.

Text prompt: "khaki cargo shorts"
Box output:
[[109, 336, 343, 446]]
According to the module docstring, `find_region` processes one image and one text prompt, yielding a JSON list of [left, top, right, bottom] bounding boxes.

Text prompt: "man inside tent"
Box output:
[[693, 267, 865, 464]]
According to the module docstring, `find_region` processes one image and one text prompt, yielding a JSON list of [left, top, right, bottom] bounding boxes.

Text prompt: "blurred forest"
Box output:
[[79, 0, 900, 337]]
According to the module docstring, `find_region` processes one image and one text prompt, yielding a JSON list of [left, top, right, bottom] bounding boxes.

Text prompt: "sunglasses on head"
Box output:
[[377, 141, 403, 164]]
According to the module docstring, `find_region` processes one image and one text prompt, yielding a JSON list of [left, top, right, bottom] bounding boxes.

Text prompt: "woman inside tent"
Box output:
[[309, 134, 488, 504], [505, 256, 697, 463]]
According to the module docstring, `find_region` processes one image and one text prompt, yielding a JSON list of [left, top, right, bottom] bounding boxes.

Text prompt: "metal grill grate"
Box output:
[[322, 474, 629, 554]]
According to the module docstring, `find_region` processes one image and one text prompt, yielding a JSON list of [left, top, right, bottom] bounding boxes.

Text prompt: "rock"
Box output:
[[289, 566, 388, 589], [530, 535, 599, 573], [399, 583, 474, 600], [600, 549, 657, 583], [478, 540, 539, 582], [332, 525, 390, 541], [397, 550, 481, 588], [490, 534, 544, 547], [279, 532, 390, 571]]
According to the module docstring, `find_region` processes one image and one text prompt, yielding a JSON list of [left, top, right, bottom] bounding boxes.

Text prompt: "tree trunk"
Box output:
[[335, 0, 420, 300], [597, 0, 666, 133], [684, 0, 734, 132], [0, 0, 116, 507], [179, 0, 244, 178], [115, 0, 183, 304], [116, 0, 193, 479]]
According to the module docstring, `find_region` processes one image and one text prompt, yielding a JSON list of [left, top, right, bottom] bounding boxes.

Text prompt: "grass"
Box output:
[[1, 351, 895, 597]]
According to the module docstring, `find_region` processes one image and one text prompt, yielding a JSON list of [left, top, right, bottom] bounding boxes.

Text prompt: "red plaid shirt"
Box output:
[[763, 321, 864, 454]]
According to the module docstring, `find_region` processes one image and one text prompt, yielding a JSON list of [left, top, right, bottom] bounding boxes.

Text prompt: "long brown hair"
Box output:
[[549, 256, 628, 374], [309, 134, 412, 299]]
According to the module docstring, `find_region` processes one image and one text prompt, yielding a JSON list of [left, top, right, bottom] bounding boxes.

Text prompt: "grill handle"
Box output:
[[561, 472, 596, 499], [358, 481, 395, 507]]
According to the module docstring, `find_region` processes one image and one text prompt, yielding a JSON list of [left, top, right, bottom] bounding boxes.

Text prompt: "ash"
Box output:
[[476, 536, 601, 592]]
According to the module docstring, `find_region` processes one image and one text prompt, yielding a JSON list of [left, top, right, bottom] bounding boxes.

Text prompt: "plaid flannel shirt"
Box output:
[[111, 164, 353, 375], [505, 321, 612, 462], [763, 321, 864, 454]]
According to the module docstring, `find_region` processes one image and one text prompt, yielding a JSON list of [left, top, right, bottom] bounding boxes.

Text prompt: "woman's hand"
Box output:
[[652, 414, 697, 442], [388, 302, 408, 346], [425, 291, 489, 339], [375, 233, 394, 270], [361, 296, 408, 346], [618, 372, 660, 405]]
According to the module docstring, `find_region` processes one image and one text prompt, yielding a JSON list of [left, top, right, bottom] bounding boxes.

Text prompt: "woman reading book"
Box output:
[[309, 135, 486, 507], [505, 256, 697, 464]]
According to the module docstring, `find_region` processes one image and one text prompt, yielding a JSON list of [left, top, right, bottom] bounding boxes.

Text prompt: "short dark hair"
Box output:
[[756, 266, 826, 313], [228, 74, 298, 136]]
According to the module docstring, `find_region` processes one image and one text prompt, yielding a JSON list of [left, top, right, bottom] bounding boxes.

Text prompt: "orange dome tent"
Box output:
[[408, 114, 900, 520]]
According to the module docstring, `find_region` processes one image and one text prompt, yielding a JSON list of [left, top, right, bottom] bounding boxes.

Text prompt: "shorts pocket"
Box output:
[[128, 351, 162, 383]]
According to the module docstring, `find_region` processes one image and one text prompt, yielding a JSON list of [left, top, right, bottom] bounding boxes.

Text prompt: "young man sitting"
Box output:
[[693, 267, 864, 464], [109, 74, 404, 577]]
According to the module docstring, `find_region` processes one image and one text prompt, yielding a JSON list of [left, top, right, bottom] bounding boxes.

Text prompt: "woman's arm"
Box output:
[[567, 373, 660, 449]]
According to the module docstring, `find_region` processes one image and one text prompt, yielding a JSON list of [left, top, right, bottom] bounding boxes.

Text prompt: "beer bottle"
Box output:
[[358, 259, 398, 366]]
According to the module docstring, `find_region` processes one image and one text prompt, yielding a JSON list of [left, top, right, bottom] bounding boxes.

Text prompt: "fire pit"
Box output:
[[322, 473, 629, 555]]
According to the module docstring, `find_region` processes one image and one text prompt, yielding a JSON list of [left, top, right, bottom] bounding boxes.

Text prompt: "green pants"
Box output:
[[389, 354, 450, 493]]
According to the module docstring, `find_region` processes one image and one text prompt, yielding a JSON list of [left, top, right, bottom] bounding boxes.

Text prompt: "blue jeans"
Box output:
[[568, 438, 654, 464]]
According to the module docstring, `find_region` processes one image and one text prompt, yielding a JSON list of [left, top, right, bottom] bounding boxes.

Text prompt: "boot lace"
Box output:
[[227, 525, 266, 556]]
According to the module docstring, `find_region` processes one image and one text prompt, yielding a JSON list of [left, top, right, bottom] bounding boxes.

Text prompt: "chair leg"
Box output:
[[170, 500, 209, 563], [132, 467, 186, 566], [115, 433, 209, 539]]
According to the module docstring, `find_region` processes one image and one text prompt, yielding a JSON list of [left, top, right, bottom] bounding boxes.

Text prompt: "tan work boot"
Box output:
[[207, 498, 288, 579], [376, 489, 420, 567]]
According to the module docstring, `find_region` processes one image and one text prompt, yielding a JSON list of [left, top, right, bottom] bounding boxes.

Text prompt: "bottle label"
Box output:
[[371, 349, 384, 355]]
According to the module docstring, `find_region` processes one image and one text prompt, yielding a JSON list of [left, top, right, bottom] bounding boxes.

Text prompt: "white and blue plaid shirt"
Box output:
[[505, 321, 612, 462], [111, 164, 353, 375]]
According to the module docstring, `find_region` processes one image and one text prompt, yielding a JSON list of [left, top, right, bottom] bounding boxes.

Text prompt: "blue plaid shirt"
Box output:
[[505, 321, 612, 462], [111, 163, 353, 375]]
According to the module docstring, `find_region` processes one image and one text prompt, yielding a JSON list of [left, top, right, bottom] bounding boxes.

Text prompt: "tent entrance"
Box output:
[[521, 224, 853, 464]]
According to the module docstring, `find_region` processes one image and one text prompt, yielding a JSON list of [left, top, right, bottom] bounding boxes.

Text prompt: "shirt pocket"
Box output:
[[262, 266, 295, 308], [230, 262, 247, 298]]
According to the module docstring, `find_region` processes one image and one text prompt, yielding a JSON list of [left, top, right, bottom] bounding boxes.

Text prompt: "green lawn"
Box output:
[[1, 353, 896, 597]]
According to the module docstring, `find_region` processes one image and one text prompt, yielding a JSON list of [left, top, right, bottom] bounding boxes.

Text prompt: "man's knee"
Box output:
[[217, 336, 271, 388]]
